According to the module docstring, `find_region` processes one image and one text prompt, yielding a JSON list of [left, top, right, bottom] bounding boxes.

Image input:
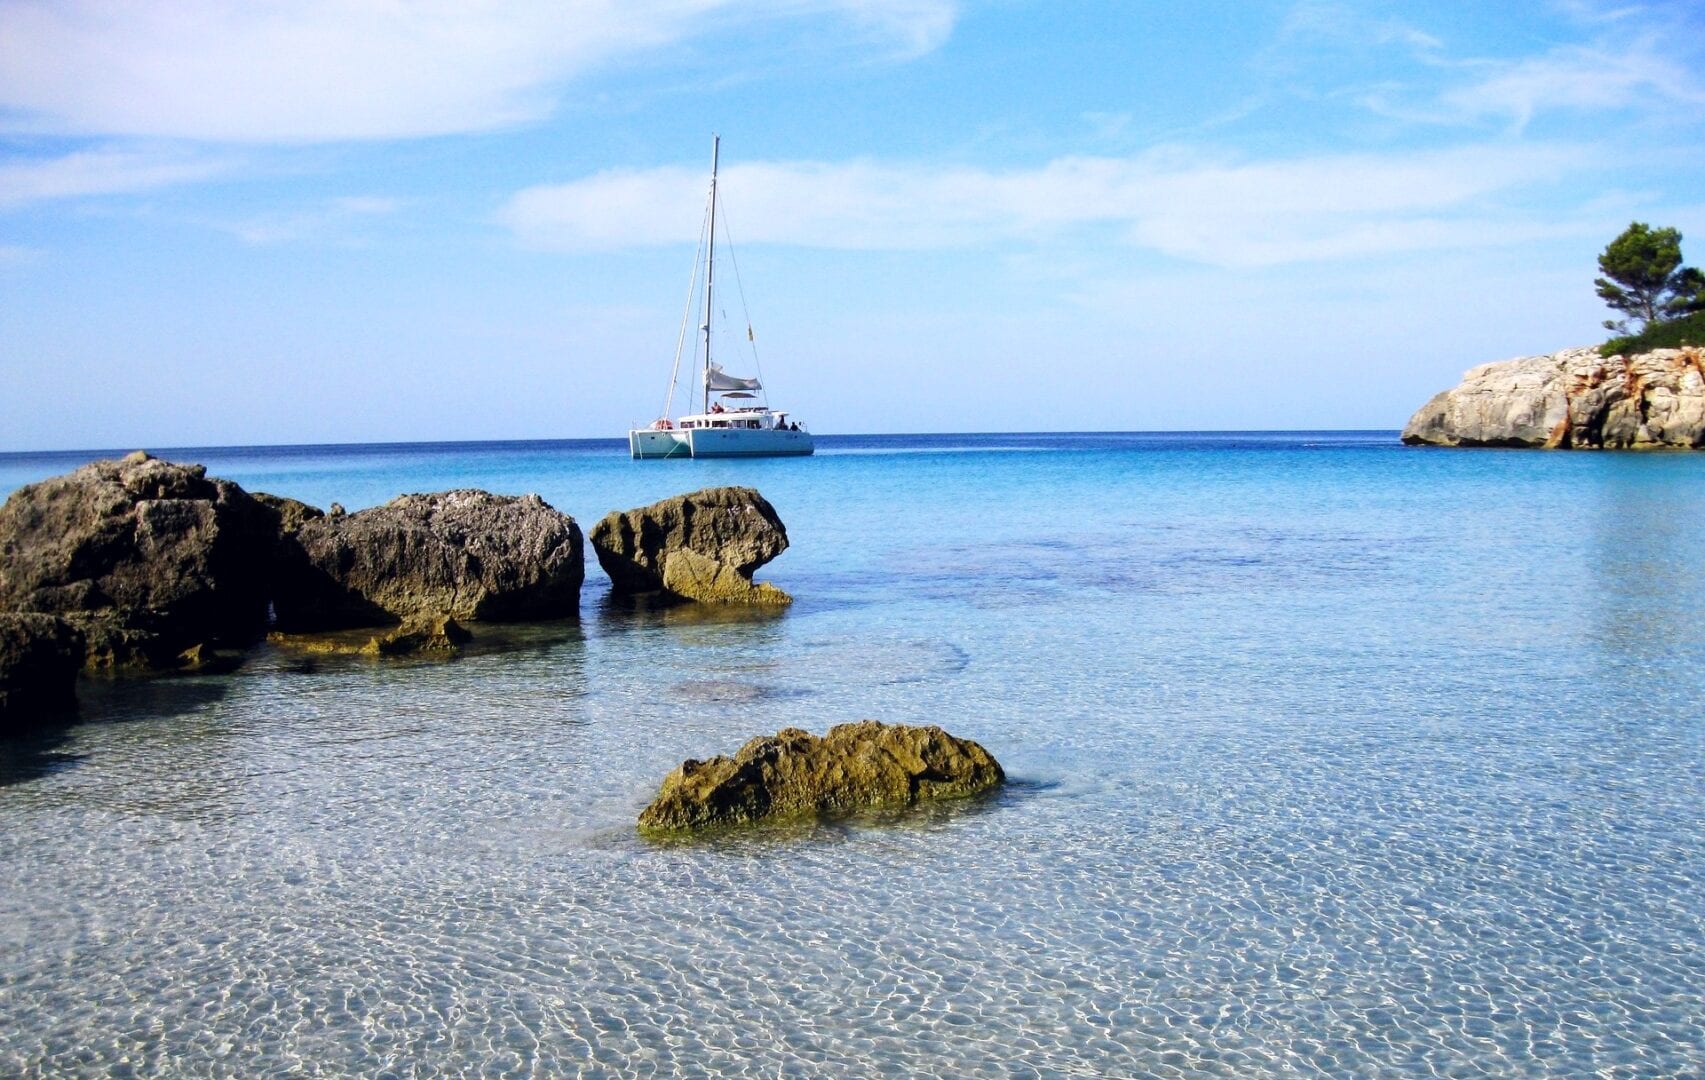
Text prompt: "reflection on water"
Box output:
[[594, 590, 794, 631], [1, 434, 1702, 1078], [1580, 455, 1699, 667]]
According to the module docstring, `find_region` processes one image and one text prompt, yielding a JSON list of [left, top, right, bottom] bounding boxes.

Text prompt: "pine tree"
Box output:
[[1595, 222, 1702, 334]]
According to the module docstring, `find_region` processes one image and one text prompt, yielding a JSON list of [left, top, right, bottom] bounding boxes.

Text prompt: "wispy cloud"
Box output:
[[0, 0, 957, 142], [828, 0, 961, 58], [1440, 40, 1705, 131], [0, 243, 40, 265], [218, 194, 403, 246], [1275, 1, 1444, 54], [500, 142, 1595, 267], [0, 147, 233, 207], [1265, 0, 1705, 135], [1549, 0, 1650, 26]]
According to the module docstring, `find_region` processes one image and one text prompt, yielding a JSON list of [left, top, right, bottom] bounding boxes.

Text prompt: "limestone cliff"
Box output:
[[1402, 346, 1705, 449]]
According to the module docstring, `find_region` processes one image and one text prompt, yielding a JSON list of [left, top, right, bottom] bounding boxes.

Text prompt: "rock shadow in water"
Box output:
[[0, 675, 234, 785], [0, 725, 86, 787]]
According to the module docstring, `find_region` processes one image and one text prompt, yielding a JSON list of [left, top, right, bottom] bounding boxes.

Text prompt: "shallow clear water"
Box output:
[[2, 433, 1703, 1078]]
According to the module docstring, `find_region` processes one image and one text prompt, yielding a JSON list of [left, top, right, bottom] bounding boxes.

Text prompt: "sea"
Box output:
[[1, 432, 1702, 1079]]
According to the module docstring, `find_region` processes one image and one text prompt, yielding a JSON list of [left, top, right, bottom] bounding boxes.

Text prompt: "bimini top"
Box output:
[[706, 363, 761, 393]]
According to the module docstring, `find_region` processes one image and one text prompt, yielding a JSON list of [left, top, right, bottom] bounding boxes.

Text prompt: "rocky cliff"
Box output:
[[1402, 346, 1705, 449]]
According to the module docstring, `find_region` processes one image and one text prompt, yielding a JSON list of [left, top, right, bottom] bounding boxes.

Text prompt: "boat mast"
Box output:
[[702, 134, 719, 416]]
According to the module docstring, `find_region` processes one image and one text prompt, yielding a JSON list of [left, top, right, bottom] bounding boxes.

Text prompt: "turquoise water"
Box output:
[[2, 433, 1703, 1078]]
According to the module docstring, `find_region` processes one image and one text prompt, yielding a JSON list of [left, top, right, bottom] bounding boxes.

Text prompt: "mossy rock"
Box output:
[[639, 721, 1004, 833]]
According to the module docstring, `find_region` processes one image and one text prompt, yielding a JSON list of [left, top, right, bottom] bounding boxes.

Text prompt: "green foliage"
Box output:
[[1594, 221, 1703, 334], [1599, 309, 1705, 358]]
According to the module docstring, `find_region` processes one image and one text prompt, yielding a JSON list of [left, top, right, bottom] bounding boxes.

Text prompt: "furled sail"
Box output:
[[706, 363, 761, 392]]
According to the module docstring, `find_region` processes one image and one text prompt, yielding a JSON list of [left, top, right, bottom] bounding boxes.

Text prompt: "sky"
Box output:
[[3, 0, 1704, 450]]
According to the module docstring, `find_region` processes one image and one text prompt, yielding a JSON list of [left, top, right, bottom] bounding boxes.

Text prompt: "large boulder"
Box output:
[[591, 487, 790, 604], [1403, 346, 1705, 448], [270, 489, 583, 629], [0, 452, 279, 667], [638, 721, 1005, 833], [0, 613, 85, 733]]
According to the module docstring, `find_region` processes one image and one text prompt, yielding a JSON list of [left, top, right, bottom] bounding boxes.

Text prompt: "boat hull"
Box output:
[[689, 427, 814, 457], [630, 430, 693, 459], [629, 427, 814, 458]]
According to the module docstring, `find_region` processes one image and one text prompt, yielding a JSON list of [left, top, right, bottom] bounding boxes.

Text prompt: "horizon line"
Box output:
[[0, 430, 1405, 459]]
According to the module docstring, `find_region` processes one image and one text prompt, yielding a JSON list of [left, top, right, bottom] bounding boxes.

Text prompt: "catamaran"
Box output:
[[629, 136, 814, 459]]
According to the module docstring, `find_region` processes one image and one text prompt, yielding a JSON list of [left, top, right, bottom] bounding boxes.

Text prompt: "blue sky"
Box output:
[[3, 0, 1703, 450]]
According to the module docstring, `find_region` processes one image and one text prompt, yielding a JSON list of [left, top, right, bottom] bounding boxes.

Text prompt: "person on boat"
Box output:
[[710, 402, 724, 413]]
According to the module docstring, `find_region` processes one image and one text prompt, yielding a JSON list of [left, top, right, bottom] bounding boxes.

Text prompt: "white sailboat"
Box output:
[[629, 136, 814, 460]]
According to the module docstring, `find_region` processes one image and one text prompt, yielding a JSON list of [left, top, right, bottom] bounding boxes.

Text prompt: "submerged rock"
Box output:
[[366, 613, 471, 656], [271, 490, 583, 630], [0, 612, 85, 732], [591, 487, 790, 604], [638, 720, 1004, 833], [0, 451, 278, 668], [268, 613, 472, 657], [1403, 346, 1705, 448]]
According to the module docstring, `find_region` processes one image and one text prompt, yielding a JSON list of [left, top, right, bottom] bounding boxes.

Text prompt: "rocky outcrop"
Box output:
[[0, 452, 279, 668], [253, 492, 324, 536], [638, 721, 1004, 833], [270, 489, 583, 629], [1403, 346, 1705, 448], [591, 487, 791, 604], [0, 613, 84, 732]]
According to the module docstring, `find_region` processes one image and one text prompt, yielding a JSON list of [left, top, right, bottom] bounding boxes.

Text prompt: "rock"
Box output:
[[364, 614, 471, 656], [271, 490, 583, 629], [591, 487, 790, 603], [267, 613, 471, 657], [65, 612, 183, 670], [661, 547, 792, 605], [0, 452, 279, 668], [253, 492, 324, 536], [638, 720, 1004, 833], [1403, 346, 1705, 449], [0, 612, 84, 732]]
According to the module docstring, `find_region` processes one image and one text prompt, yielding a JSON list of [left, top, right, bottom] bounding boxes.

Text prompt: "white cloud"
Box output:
[[0, 147, 233, 207], [500, 142, 1596, 267], [0, 0, 957, 142]]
